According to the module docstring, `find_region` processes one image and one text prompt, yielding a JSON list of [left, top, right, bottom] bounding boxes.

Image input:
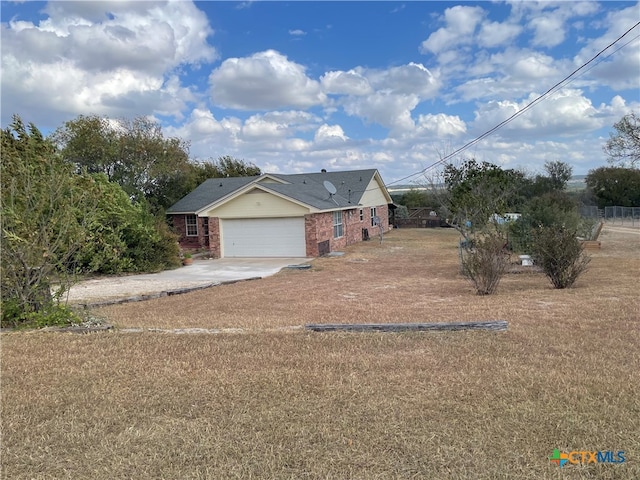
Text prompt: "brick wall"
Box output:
[[172, 214, 201, 249], [304, 214, 319, 256], [349, 204, 390, 243], [305, 205, 390, 256], [310, 213, 334, 256], [208, 217, 220, 258], [344, 208, 365, 246], [171, 214, 214, 251]]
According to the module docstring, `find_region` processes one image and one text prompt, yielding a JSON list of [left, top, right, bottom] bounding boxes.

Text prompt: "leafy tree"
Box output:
[[209, 155, 261, 178], [2, 116, 183, 327], [537, 160, 572, 193], [52, 115, 192, 207], [149, 156, 262, 213], [604, 112, 640, 168], [505, 161, 582, 253], [429, 159, 526, 295], [520, 160, 573, 198], [509, 190, 588, 253], [53, 116, 261, 212], [585, 166, 640, 207], [438, 159, 527, 239], [544, 160, 573, 189], [73, 174, 181, 274], [395, 189, 430, 208], [525, 191, 580, 228], [1, 116, 96, 326]]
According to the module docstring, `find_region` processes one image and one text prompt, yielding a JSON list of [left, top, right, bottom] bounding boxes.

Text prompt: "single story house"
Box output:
[[167, 168, 393, 258]]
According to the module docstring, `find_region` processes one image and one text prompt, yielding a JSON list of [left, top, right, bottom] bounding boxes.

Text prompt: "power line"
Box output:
[[388, 20, 640, 186]]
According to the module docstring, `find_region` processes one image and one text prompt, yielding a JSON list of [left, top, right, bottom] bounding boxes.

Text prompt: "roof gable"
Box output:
[[166, 176, 255, 213]]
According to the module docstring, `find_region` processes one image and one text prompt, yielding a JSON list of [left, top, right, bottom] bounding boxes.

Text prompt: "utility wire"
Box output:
[[387, 20, 640, 186]]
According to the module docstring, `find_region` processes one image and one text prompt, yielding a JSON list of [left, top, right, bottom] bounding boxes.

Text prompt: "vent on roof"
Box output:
[[321, 168, 327, 173]]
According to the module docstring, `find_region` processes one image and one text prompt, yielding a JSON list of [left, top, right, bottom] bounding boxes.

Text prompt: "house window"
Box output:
[[359, 208, 364, 222], [370, 207, 378, 227], [203, 217, 209, 236], [186, 215, 198, 236], [333, 211, 343, 238]]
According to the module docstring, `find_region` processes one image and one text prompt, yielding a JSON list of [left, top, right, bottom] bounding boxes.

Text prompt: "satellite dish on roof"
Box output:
[[323, 180, 339, 206], [323, 180, 337, 195]]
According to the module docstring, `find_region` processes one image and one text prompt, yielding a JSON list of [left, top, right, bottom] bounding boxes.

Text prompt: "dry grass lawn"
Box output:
[[2, 228, 639, 479]]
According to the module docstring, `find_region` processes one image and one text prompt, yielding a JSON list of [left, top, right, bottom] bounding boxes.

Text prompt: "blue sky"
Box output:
[[1, 1, 639, 184]]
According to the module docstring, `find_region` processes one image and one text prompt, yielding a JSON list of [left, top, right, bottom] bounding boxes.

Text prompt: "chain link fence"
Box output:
[[580, 206, 640, 227]]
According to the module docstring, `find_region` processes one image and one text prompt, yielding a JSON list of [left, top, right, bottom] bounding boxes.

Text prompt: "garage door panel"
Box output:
[[222, 218, 306, 257]]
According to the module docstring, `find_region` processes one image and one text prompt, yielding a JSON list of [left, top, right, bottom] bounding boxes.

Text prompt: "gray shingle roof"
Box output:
[[166, 176, 255, 213], [166, 169, 387, 214]]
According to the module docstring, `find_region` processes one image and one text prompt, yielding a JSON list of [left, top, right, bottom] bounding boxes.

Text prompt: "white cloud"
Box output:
[[574, 3, 640, 90], [242, 111, 321, 140], [507, 1, 600, 48], [529, 15, 566, 48], [420, 5, 485, 55], [242, 116, 289, 140], [510, 52, 557, 79], [260, 110, 321, 128], [415, 114, 467, 138], [6, 1, 217, 73], [170, 108, 242, 145], [314, 124, 348, 146], [209, 50, 326, 110], [365, 63, 440, 98], [453, 48, 564, 102], [1, 0, 635, 182], [477, 21, 522, 48], [471, 89, 601, 139], [343, 91, 419, 135], [321, 70, 373, 96], [322, 63, 439, 100], [1, 0, 216, 126]]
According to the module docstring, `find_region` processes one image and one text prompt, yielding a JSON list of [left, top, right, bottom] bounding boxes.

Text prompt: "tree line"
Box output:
[[1, 114, 260, 327], [2, 111, 637, 326], [391, 112, 639, 295], [393, 112, 640, 211]]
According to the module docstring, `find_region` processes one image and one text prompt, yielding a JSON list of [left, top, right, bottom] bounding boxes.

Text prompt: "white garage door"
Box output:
[[222, 218, 306, 257]]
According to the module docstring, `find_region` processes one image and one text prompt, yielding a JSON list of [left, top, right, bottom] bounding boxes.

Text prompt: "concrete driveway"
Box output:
[[67, 257, 312, 305]]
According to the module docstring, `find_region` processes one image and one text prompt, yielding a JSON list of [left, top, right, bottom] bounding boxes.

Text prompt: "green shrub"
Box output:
[[1, 300, 80, 329], [531, 226, 590, 289], [72, 175, 180, 274]]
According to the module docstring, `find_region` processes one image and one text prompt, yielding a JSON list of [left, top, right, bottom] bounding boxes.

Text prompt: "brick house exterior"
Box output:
[[167, 169, 393, 258]]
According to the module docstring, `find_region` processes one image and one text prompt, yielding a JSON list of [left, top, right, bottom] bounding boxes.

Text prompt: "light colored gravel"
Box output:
[[64, 277, 218, 304]]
